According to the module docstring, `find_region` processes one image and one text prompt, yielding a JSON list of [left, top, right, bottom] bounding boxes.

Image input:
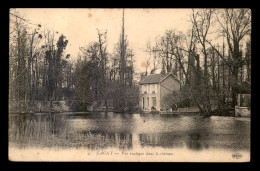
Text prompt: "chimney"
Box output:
[[140, 74, 146, 81]]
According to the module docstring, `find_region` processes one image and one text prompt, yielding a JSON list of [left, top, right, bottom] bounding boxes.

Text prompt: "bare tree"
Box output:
[[206, 9, 251, 108], [191, 9, 214, 114]]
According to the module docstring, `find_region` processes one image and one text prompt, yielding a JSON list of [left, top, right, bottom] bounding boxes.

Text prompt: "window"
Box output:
[[152, 97, 156, 107], [143, 97, 145, 109], [151, 84, 155, 94], [147, 97, 149, 106], [143, 85, 147, 94]]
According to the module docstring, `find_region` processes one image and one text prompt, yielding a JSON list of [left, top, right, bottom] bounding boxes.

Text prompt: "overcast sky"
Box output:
[[15, 8, 193, 73]]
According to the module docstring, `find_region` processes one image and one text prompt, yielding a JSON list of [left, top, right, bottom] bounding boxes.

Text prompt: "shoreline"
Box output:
[[8, 111, 251, 119]]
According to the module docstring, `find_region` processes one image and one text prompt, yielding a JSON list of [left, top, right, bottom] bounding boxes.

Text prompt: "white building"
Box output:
[[139, 72, 181, 111]]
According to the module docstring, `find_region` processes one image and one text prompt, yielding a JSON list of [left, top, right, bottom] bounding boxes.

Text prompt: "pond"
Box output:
[[9, 112, 250, 153]]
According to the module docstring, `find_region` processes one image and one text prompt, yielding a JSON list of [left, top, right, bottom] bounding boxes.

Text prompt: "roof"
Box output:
[[139, 73, 180, 85], [139, 74, 166, 85]]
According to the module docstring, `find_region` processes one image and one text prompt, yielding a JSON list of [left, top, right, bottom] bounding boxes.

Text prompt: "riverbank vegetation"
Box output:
[[9, 9, 251, 116], [9, 113, 135, 150], [145, 9, 251, 116], [9, 9, 138, 114]]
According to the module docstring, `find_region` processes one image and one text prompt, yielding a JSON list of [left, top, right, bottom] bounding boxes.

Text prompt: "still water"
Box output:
[[9, 112, 250, 152]]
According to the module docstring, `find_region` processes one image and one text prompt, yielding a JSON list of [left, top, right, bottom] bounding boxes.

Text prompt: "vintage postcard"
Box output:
[[9, 8, 251, 162]]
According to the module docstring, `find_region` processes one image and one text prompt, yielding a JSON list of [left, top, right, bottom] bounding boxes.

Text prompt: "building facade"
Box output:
[[139, 72, 181, 111]]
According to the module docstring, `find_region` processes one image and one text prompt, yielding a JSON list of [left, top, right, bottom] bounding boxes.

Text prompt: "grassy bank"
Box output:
[[9, 114, 133, 150]]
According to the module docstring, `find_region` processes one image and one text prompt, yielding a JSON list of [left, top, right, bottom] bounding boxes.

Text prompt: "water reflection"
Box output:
[[9, 112, 250, 151]]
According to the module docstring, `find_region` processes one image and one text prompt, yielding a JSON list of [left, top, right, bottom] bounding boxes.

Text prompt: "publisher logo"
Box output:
[[232, 153, 242, 159]]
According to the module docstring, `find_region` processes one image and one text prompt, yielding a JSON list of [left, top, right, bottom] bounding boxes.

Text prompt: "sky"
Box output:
[[14, 8, 193, 73]]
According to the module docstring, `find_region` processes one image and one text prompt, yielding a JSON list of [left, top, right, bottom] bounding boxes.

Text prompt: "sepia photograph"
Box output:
[[8, 8, 251, 162]]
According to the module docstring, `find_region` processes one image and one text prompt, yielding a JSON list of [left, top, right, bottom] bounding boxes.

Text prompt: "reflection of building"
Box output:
[[139, 133, 185, 149], [139, 72, 180, 112]]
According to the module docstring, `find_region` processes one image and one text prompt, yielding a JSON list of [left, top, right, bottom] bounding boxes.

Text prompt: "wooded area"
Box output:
[[9, 9, 251, 115], [9, 9, 138, 113], [145, 9, 251, 115]]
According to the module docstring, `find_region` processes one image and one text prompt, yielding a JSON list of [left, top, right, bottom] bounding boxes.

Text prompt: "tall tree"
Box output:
[[191, 9, 214, 114], [9, 11, 29, 111], [207, 9, 251, 108]]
